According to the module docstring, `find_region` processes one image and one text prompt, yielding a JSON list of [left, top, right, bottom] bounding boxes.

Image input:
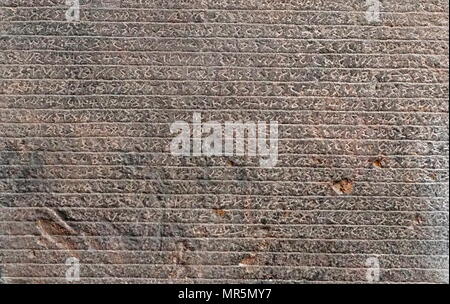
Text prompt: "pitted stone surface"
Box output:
[[0, 0, 448, 283]]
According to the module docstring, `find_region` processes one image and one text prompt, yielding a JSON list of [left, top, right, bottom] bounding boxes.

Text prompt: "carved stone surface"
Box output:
[[0, 0, 448, 283]]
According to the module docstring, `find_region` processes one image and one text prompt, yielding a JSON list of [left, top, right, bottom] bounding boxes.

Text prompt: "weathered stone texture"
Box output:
[[0, 0, 448, 283]]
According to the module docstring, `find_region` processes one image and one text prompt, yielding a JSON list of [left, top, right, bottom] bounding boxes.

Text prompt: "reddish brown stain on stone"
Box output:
[[213, 209, 228, 217], [239, 255, 257, 266], [331, 179, 354, 195], [372, 158, 384, 169], [413, 214, 425, 226]]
